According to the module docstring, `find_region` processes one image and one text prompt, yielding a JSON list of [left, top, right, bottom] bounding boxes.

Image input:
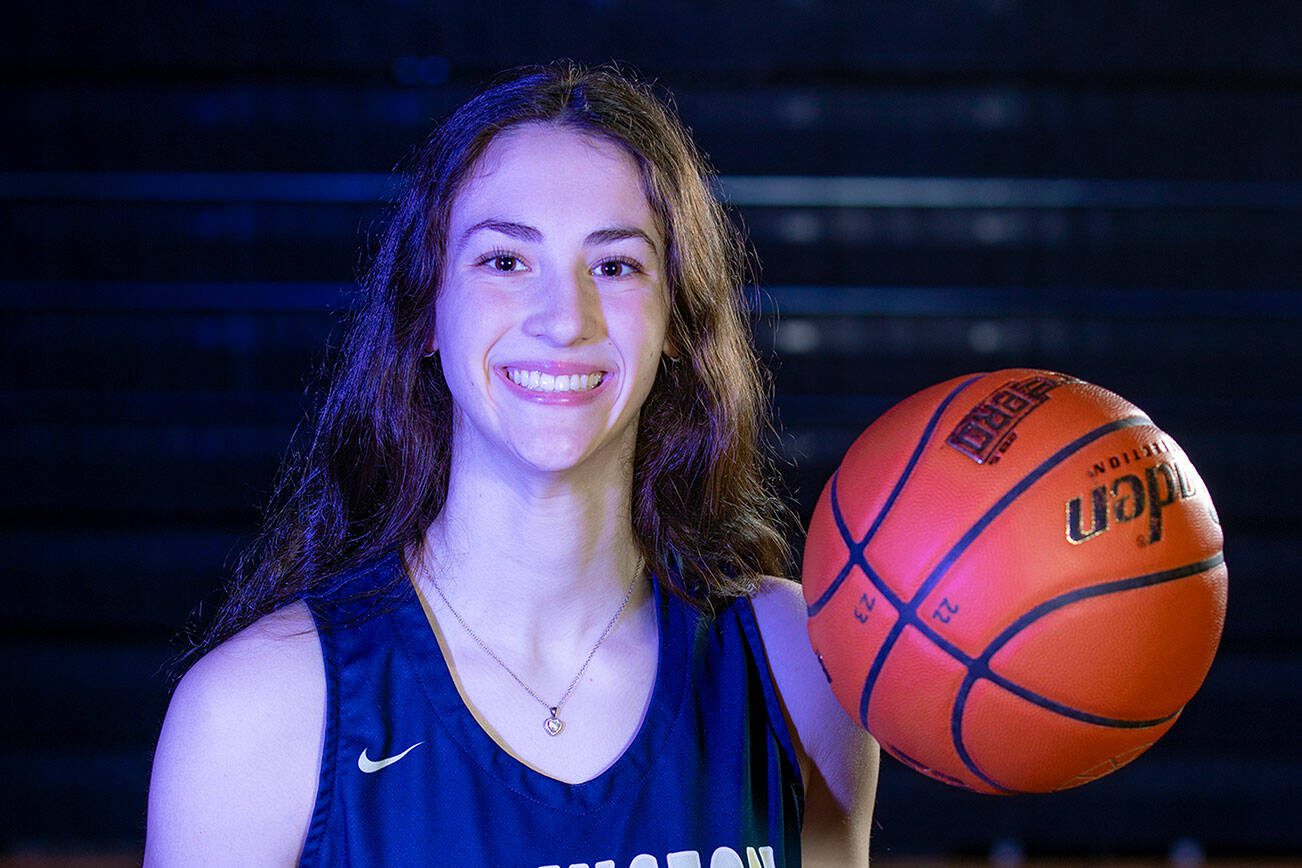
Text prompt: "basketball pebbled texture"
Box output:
[[802, 369, 1227, 794]]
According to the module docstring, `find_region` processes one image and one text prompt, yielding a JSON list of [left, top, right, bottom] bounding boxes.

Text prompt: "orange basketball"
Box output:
[[802, 369, 1227, 793]]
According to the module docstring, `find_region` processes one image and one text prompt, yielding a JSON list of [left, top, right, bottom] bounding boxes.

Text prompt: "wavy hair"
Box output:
[[192, 61, 796, 659]]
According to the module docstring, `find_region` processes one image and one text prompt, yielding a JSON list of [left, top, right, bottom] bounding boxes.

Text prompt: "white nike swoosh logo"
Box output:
[[357, 741, 424, 773]]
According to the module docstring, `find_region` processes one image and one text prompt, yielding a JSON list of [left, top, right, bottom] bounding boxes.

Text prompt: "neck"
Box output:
[[413, 424, 649, 655]]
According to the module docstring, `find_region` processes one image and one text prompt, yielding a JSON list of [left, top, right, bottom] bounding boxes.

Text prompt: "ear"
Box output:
[[423, 333, 438, 357], [662, 334, 680, 361]]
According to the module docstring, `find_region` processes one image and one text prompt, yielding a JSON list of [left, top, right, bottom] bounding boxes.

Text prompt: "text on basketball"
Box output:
[[1066, 459, 1197, 545]]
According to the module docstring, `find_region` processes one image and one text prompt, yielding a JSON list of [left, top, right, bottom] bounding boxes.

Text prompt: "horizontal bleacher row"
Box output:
[[5, 85, 1299, 179]]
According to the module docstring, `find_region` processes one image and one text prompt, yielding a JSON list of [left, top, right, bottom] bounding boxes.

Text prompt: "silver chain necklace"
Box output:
[[428, 565, 642, 737]]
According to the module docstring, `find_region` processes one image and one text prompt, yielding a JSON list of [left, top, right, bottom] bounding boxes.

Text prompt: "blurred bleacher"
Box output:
[[2, 1, 1299, 859]]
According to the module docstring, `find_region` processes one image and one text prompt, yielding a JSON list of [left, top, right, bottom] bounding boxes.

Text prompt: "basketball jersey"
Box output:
[[299, 552, 805, 868]]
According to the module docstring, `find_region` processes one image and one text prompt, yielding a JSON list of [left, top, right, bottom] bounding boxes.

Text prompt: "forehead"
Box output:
[[450, 124, 660, 236]]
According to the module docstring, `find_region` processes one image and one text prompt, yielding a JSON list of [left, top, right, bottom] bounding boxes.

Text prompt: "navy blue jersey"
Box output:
[[299, 552, 804, 867]]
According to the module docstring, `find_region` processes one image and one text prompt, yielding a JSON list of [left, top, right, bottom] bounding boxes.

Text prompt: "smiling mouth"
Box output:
[[505, 368, 606, 393]]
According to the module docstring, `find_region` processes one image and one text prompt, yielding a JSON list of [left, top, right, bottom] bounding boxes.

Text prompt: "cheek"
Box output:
[[433, 298, 485, 392], [613, 295, 670, 360], [435, 291, 487, 359]]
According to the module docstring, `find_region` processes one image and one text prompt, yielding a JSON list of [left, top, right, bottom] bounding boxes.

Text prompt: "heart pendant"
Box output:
[[544, 713, 564, 736]]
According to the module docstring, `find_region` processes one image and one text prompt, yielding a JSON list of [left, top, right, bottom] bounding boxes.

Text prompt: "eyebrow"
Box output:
[[584, 226, 660, 255], [456, 219, 542, 254], [455, 219, 660, 256]]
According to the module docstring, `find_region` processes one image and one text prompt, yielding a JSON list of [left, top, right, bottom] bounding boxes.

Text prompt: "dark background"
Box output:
[[3, 1, 1299, 860]]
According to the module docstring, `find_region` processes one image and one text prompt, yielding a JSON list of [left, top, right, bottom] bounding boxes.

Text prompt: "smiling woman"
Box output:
[[144, 62, 877, 867]]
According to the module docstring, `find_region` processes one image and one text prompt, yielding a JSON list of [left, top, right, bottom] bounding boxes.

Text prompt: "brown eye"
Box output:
[[596, 259, 636, 278], [493, 254, 518, 272]]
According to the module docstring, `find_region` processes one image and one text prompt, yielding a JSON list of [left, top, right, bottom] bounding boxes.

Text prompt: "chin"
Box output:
[[510, 437, 595, 475]]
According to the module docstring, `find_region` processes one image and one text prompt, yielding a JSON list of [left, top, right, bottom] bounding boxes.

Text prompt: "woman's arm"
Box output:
[[750, 576, 880, 866], [144, 602, 325, 867]]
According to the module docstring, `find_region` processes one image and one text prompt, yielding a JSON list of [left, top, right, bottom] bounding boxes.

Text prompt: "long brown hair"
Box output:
[[192, 61, 796, 660]]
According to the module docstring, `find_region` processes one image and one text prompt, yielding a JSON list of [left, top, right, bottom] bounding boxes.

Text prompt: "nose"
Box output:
[[523, 265, 603, 346]]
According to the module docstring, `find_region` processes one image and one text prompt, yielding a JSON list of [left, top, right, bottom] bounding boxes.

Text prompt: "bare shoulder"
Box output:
[[145, 601, 325, 867], [749, 576, 879, 860]]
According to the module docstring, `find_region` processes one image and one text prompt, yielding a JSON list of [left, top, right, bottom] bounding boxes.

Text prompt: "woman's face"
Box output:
[[433, 123, 671, 478]]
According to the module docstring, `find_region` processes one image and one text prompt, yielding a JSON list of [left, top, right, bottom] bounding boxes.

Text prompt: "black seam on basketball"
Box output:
[[808, 373, 984, 620], [855, 414, 1152, 735], [979, 552, 1226, 666], [947, 552, 1224, 792], [810, 470, 858, 618], [888, 743, 985, 792], [951, 677, 1019, 793]]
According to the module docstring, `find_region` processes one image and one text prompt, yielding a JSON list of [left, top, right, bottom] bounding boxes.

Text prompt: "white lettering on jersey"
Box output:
[[538, 845, 776, 868], [709, 847, 743, 868]]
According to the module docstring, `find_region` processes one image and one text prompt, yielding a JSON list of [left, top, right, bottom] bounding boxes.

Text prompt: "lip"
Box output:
[[496, 362, 612, 404]]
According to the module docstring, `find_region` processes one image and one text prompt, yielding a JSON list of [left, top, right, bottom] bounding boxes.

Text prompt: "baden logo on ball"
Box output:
[[802, 369, 1227, 794]]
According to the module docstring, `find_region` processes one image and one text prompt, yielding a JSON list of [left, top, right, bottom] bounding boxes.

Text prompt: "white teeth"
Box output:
[[506, 368, 604, 393]]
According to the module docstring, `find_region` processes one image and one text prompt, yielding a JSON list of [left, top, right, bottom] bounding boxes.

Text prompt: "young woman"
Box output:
[[145, 62, 878, 866]]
